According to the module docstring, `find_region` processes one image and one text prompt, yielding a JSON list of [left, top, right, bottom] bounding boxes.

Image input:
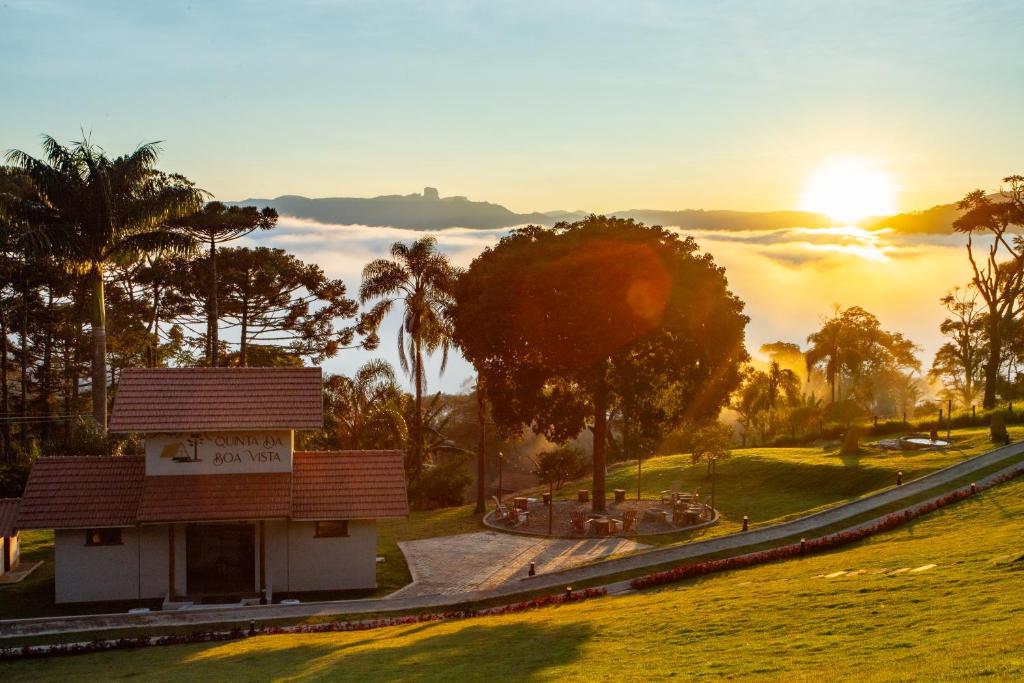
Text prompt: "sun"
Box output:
[[799, 157, 897, 224]]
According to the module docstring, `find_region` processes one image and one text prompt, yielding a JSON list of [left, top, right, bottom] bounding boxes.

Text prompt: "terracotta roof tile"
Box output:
[[292, 451, 409, 520], [0, 499, 19, 537], [16, 450, 409, 528], [137, 473, 292, 523], [16, 457, 145, 529], [109, 367, 323, 433]]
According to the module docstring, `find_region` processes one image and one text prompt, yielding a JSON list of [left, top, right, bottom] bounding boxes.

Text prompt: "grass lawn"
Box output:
[[6, 458, 1024, 680], [1, 426, 1016, 618], [554, 425, 1024, 544]]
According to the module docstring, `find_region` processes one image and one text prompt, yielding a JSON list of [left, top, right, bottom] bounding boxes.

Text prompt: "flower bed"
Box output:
[[0, 588, 607, 661], [630, 468, 1024, 590]]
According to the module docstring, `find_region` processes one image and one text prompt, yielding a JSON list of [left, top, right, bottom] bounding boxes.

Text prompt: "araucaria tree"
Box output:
[[4, 137, 202, 429], [452, 216, 749, 513], [953, 175, 1024, 408], [191, 246, 366, 367], [171, 201, 278, 366], [359, 237, 460, 478]]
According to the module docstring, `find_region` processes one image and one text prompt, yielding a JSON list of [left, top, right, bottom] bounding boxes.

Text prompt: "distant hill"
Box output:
[[868, 202, 962, 234], [231, 188, 567, 230], [232, 187, 968, 233], [614, 209, 833, 231]]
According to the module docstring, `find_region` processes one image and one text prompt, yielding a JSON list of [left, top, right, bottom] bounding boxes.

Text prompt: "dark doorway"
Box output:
[[186, 523, 255, 596]]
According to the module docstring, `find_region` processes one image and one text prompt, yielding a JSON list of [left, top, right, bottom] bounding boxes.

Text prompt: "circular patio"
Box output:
[[483, 496, 720, 538]]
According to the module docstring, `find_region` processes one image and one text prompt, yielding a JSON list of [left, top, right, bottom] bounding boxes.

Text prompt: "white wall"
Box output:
[[53, 519, 379, 603], [264, 519, 290, 595], [54, 528, 140, 603], [286, 520, 377, 592], [138, 523, 183, 599]]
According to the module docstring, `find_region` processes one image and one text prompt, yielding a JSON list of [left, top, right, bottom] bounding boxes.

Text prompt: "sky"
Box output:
[[1, 1, 1020, 393], [2, 0, 1023, 214]]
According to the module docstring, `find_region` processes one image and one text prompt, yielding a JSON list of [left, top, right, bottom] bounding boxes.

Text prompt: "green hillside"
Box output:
[[5, 443, 1024, 680], [3, 426, 1015, 620]]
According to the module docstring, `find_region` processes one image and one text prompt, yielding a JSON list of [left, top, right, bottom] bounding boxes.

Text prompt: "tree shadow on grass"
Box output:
[[137, 620, 594, 682]]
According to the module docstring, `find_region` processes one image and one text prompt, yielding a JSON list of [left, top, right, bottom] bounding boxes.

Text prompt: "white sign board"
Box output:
[[144, 431, 293, 475]]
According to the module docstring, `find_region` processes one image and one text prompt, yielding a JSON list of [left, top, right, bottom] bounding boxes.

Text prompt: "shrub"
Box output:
[[840, 424, 862, 455], [532, 445, 587, 491], [990, 411, 1008, 443], [409, 456, 472, 510]]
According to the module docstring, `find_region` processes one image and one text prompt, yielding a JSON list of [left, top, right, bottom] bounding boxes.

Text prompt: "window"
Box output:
[[314, 521, 349, 538], [85, 528, 123, 546]]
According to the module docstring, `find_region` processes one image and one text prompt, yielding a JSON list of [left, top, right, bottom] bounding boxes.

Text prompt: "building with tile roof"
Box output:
[[17, 367, 408, 605]]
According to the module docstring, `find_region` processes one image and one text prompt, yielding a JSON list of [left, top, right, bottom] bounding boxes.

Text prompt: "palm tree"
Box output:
[[359, 237, 459, 476], [324, 360, 408, 449], [806, 308, 844, 403], [5, 136, 203, 429], [765, 360, 800, 409]]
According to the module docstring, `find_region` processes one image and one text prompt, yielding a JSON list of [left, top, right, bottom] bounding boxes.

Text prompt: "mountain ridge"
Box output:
[[230, 187, 964, 234]]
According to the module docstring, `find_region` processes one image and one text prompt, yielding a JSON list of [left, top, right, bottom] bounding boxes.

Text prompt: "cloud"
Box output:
[[243, 215, 977, 394]]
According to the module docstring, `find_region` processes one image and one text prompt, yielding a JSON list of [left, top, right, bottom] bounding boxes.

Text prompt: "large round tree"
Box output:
[[452, 215, 749, 512]]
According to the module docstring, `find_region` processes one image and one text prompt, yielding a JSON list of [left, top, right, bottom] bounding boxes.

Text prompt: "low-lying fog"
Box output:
[[246, 217, 973, 394]]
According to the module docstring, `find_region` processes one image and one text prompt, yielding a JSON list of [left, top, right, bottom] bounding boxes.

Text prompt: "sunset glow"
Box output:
[[800, 158, 898, 224]]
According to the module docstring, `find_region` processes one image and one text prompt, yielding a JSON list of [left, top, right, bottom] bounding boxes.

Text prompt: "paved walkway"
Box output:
[[2, 441, 1022, 639], [391, 531, 649, 598]]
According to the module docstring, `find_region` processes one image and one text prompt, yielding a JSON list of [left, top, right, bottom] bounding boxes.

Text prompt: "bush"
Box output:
[[990, 411, 1009, 443], [840, 424, 862, 455], [409, 456, 472, 510], [532, 445, 587, 490]]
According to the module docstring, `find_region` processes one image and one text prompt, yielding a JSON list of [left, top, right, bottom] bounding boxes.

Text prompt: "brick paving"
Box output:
[[390, 531, 650, 598]]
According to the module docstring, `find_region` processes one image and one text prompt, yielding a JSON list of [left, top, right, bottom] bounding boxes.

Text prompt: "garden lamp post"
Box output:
[[548, 480, 554, 536], [497, 451, 503, 501]]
